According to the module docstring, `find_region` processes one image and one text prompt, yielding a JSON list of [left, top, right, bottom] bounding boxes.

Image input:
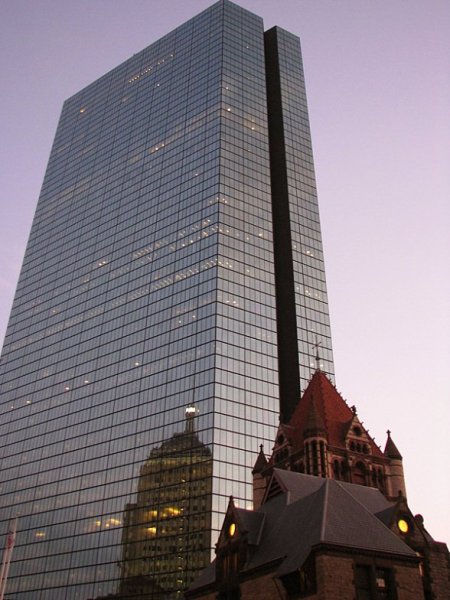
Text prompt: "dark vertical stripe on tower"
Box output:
[[264, 26, 300, 423]]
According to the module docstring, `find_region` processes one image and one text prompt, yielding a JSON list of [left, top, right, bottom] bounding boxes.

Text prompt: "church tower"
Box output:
[[253, 369, 405, 501], [384, 429, 407, 498], [250, 370, 450, 600]]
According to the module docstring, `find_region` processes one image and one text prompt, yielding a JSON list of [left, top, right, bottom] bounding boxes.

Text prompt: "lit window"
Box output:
[[397, 518, 409, 533]]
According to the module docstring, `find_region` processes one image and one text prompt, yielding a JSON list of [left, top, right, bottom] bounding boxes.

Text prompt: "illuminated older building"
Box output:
[[120, 408, 212, 597], [0, 1, 334, 597]]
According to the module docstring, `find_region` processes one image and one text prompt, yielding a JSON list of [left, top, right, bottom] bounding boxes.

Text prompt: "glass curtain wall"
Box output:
[[0, 2, 334, 598], [0, 2, 279, 598]]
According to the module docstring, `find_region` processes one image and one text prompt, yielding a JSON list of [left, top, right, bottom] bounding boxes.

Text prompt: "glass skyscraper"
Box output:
[[0, 1, 333, 598]]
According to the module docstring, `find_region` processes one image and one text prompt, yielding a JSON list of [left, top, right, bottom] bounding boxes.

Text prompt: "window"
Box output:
[[353, 462, 366, 486], [355, 564, 396, 599], [281, 556, 316, 598]]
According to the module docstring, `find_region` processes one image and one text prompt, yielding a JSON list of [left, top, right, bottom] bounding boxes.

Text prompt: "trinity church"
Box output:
[[187, 370, 450, 599]]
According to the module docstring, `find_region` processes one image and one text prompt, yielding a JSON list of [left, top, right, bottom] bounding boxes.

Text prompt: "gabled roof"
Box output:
[[190, 469, 417, 590], [187, 470, 419, 595], [288, 370, 384, 457], [249, 470, 417, 576], [216, 497, 265, 548], [235, 508, 265, 546]]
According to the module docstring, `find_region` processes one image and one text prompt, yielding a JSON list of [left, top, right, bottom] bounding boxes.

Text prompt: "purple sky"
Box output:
[[1, 0, 449, 543]]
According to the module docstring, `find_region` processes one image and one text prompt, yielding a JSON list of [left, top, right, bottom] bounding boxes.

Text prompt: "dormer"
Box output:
[[215, 497, 265, 598], [271, 424, 294, 468], [377, 496, 429, 550], [215, 498, 247, 594], [344, 412, 372, 456]]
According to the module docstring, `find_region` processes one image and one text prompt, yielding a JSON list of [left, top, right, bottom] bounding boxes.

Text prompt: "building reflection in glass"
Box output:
[[103, 407, 213, 599], [0, 1, 332, 596]]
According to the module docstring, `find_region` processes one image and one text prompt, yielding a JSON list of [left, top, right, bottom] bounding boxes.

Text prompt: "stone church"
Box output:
[[187, 370, 450, 599]]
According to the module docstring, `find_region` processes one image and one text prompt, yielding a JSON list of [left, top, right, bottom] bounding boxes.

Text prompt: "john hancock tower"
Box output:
[[0, 1, 334, 598]]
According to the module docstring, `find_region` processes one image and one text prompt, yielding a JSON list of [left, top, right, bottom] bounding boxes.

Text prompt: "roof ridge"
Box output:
[[334, 479, 393, 524], [318, 371, 329, 432], [320, 479, 330, 540], [254, 512, 266, 546]]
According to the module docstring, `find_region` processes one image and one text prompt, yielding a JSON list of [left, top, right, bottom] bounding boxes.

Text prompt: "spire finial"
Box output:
[[312, 338, 322, 371]]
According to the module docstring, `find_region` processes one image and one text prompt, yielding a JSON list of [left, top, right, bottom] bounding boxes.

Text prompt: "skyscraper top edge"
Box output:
[[62, 0, 266, 107]]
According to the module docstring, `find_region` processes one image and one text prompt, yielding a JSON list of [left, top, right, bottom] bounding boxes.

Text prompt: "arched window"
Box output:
[[353, 462, 366, 486], [312, 440, 318, 476], [377, 468, 385, 491], [333, 459, 340, 479], [319, 441, 326, 477], [371, 470, 377, 485]]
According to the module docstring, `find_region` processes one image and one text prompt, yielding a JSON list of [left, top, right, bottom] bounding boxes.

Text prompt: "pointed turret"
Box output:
[[384, 430, 407, 499], [252, 444, 268, 475], [252, 445, 268, 510], [303, 395, 329, 477], [384, 429, 403, 459]]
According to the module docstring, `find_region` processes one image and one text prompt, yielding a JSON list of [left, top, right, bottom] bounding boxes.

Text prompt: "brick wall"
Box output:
[[240, 572, 288, 600], [316, 554, 354, 600], [427, 542, 450, 600], [394, 563, 425, 599], [315, 553, 425, 600], [187, 552, 430, 599]]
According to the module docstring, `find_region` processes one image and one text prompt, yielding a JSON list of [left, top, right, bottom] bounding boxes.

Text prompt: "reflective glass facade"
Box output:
[[0, 2, 333, 598]]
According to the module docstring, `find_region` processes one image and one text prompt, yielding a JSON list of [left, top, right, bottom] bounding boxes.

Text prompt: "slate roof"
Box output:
[[188, 470, 417, 594], [287, 370, 385, 457], [303, 394, 327, 437], [251, 470, 416, 576], [235, 508, 265, 546]]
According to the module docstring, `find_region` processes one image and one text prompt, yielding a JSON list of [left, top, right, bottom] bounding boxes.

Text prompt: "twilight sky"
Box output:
[[1, 0, 449, 543]]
